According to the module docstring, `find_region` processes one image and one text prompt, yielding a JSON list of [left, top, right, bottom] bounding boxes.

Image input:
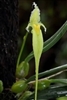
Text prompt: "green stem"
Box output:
[[35, 60, 39, 100], [16, 32, 28, 68]]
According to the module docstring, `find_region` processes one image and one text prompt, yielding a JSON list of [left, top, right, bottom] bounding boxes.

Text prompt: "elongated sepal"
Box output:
[[32, 28, 43, 63]]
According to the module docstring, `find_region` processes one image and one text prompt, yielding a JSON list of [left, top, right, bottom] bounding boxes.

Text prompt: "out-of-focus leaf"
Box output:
[[28, 85, 67, 100], [50, 79, 67, 84], [56, 42, 67, 65], [57, 96, 67, 100], [18, 91, 33, 100], [27, 64, 67, 82]]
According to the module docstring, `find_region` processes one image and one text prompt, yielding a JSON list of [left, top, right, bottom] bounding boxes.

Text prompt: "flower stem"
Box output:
[[35, 60, 39, 100], [16, 32, 28, 68]]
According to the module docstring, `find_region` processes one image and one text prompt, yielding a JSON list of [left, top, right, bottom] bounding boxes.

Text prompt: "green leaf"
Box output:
[[50, 79, 67, 84], [57, 97, 67, 100], [25, 21, 67, 62], [27, 64, 67, 82], [30, 79, 67, 91], [28, 85, 67, 100]]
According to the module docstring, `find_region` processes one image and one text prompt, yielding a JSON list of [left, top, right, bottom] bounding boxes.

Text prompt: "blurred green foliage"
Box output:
[[57, 96, 67, 100]]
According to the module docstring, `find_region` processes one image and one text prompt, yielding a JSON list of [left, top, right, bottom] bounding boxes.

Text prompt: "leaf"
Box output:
[[50, 79, 67, 84], [28, 85, 67, 100], [27, 64, 67, 82], [30, 79, 67, 91], [25, 21, 67, 62]]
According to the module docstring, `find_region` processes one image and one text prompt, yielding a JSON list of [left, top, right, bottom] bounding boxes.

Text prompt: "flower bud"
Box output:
[[11, 80, 27, 93], [16, 61, 29, 78]]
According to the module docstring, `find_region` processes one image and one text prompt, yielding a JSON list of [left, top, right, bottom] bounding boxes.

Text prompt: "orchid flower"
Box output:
[[26, 2, 46, 100]]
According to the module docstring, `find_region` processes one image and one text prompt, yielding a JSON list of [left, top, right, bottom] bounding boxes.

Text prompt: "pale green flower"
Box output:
[[26, 2, 46, 100]]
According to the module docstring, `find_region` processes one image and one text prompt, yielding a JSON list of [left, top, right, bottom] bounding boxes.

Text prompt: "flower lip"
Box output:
[[33, 24, 40, 34]]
